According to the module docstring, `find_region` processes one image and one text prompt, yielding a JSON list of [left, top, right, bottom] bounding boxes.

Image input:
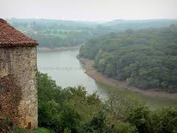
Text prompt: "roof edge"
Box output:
[[0, 42, 38, 48], [0, 19, 7, 23], [0, 18, 38, 47]]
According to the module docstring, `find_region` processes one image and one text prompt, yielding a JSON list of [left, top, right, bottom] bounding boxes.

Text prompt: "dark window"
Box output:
[[28, 122, 32, 129]]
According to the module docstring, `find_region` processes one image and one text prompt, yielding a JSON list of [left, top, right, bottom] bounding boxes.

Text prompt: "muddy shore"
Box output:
[[78, 57, 177, 101]]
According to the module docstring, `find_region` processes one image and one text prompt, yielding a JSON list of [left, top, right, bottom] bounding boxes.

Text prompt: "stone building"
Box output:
[[0, 19, 38, 129]]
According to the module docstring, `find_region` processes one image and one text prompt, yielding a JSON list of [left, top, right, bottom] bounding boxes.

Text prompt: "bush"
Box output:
[[82, 112, 112, 133], [127, 105, 150, 133], [34, 127, 54, 133], [117, 122, 137, 133], [148, 108, 177, 133]]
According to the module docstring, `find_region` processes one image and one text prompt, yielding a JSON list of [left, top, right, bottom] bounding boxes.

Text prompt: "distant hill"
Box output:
[[7, 18, 98, 47], [101, 19, 177, 31], [7, 18, 177, 47], [7, 18, 99, 29]]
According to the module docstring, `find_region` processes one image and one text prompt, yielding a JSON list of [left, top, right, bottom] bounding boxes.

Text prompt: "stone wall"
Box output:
[[0, 46, 37, 129], [0, 75, 22, 126]]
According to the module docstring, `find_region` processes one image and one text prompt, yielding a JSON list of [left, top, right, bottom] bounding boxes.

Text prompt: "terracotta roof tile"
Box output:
[[0, 19, 38, 47]]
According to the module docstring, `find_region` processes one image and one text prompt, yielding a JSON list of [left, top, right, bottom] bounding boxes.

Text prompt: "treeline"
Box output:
[[7, 19, 97, 47], [79, 25, 177, 92], [28, 31, 91, 47], [2, 72, 177, 133], [7, 19, 177, 47], [37, 72, 177, 133]]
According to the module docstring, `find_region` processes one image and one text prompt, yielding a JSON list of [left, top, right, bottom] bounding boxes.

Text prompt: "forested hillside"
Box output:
[[79, 25, 177, 92], [7, 19, 177, 47], [7, 19, 98, 47], [103, 19, 177, 30]]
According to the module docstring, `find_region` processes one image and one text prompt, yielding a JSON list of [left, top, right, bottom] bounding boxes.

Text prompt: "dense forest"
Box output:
[[7, 19, 177, 47], [2, 72, 177, 133], [7, 19, 97, 47], [79, 25, 177, 92]]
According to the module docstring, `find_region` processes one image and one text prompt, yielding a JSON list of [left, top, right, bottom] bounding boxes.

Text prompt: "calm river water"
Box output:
[[38, 49, 177, 109], [37, 49, 108, 99]]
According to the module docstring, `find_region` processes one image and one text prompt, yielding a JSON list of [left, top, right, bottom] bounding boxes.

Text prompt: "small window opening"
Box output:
[[27, 122, 32, 129]]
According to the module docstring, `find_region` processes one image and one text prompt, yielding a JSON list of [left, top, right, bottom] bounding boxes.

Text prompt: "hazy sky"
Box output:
[[0, 0, 177, 21]]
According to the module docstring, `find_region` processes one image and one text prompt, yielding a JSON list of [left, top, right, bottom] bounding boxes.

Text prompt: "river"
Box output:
[[38, 49, 177, 109], [37, 49, 108, 99]]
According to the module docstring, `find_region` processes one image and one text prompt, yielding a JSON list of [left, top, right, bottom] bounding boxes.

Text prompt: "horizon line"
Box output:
[[3, 17, 177, 23]]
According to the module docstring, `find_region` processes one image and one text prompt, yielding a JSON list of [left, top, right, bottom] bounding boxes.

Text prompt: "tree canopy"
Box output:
[[36, 72, 177, 133], [79, 25, 177, 92], [3, 72, 177, 133], [7, 19, 177, 48]]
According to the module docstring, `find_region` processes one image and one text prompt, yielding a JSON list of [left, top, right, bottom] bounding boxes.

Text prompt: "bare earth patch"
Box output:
[[78, 57, 177, 101]]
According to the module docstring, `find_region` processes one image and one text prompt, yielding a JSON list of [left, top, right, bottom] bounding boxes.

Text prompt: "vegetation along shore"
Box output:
[[38, 45, 81, 52], [78, 57, 177, 101]]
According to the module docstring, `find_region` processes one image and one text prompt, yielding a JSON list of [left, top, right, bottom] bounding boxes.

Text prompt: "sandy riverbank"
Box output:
[[38, 45, 81, 52], [78, 57, 177, 101]]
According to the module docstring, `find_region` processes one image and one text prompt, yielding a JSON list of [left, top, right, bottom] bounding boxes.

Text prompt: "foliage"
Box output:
[[126, 106, 177, 133], [37, 72, 62, 104], [81, 112, 112, 133], [107, 89, 141, 119], [127, 105, 150, 133], [37, 72, 105, 133], [34, 127, 55, 133], [79, 25, 177, 92], [8, 19, 96, 47], [37, 72, 177, 133], [0, 117, 29, 133], [7, 19, 177, 47], [116, 122, 137, 133], [148, 107, 177, 133]]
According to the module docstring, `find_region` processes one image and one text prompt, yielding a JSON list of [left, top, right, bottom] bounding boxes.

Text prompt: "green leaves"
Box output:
[[82, 112, 112, 133], [37, 72, 177, 133], [80, 25, 177, 92], [126, 106, 177, 133], [37, 73, 104, 133]]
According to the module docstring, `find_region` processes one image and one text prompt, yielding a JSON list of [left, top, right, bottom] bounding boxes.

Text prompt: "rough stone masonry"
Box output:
[[0, 19, 38, 129]]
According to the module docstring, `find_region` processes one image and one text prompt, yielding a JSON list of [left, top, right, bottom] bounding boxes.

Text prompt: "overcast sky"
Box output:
[[0, 0, 177, 21]]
